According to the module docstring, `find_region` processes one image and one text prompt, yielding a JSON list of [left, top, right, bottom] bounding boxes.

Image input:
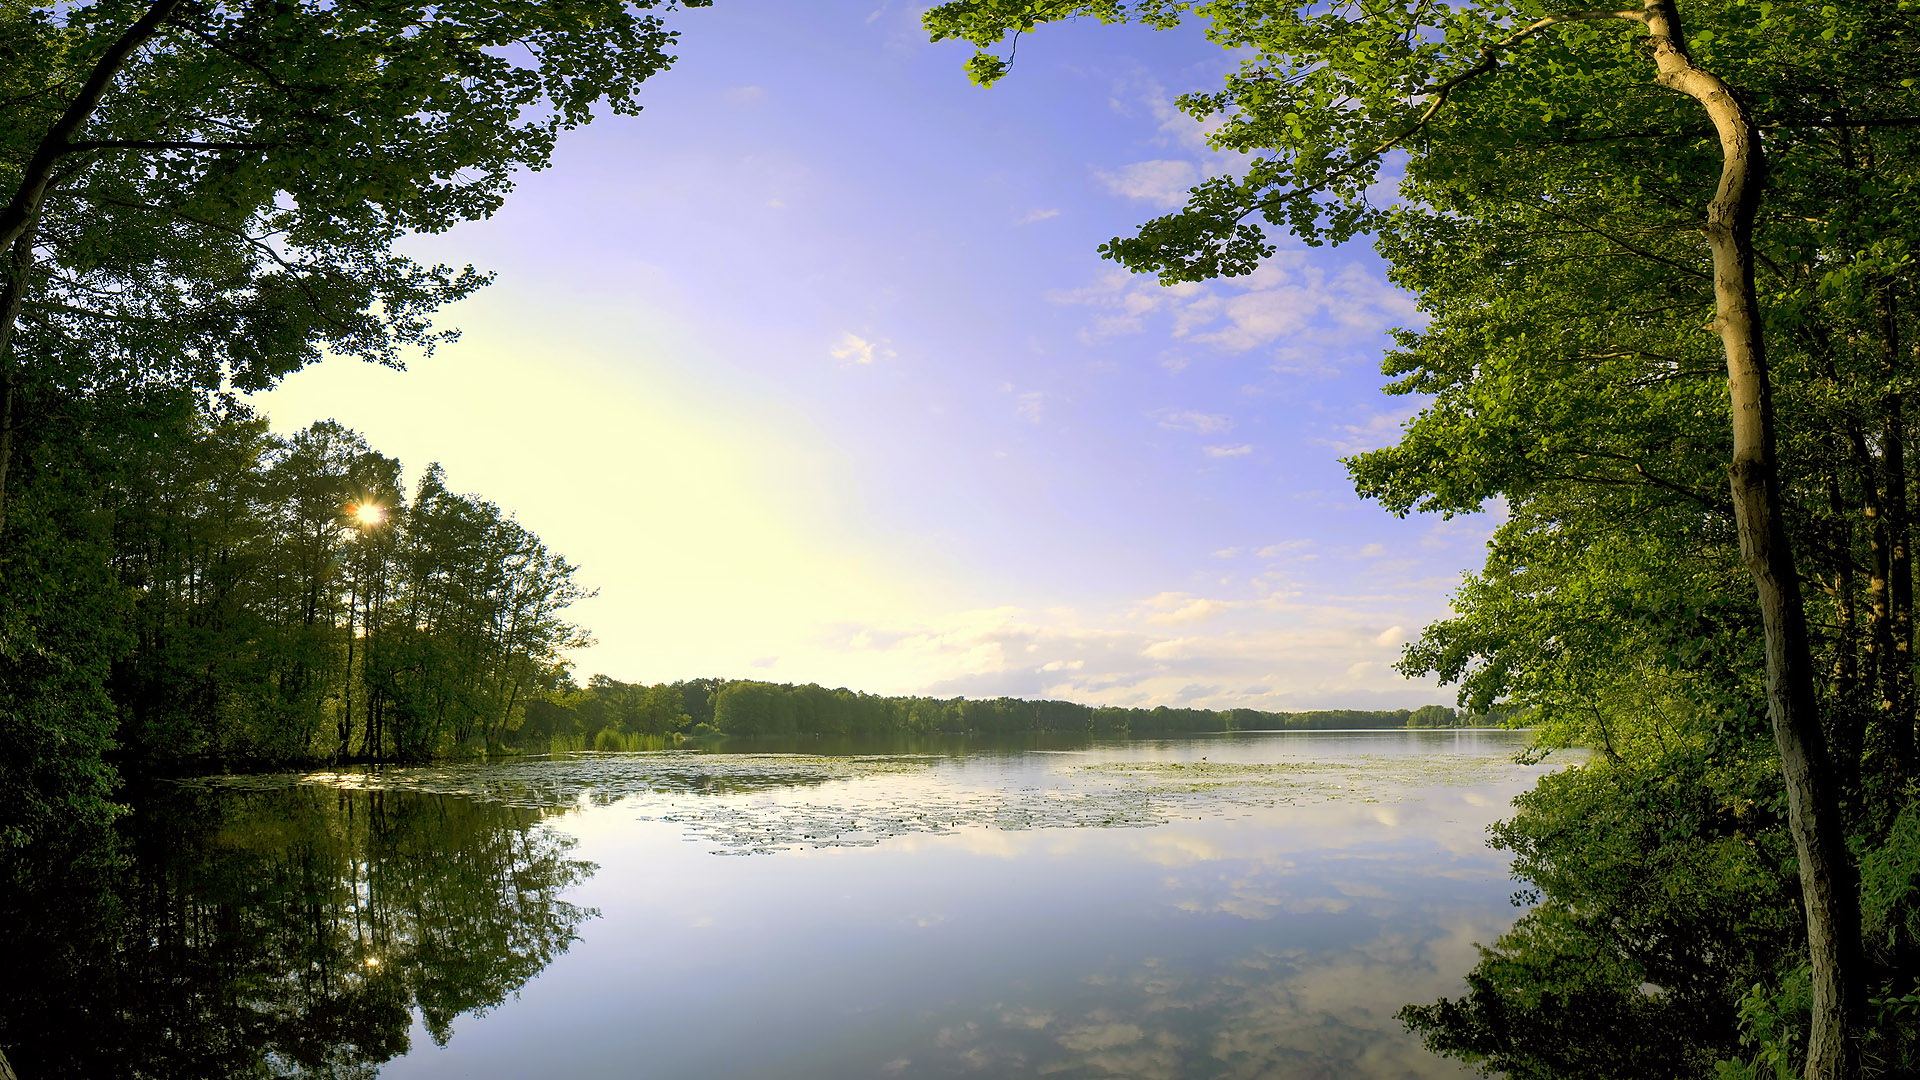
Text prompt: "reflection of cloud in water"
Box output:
[[1057, 1020, 1146, 1051], [910, 913, 1499, 1079]]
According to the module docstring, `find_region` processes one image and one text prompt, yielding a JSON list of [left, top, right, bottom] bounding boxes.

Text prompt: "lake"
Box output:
[[1, 729, 1566, 1079]]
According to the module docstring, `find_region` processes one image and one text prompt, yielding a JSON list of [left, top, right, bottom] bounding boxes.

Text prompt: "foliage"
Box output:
[[5, 0, 709, 395], [551, 677, 1470, 739], [0, 403, 593, 795], [1, 0, 705, 845], [928, 0, 1920, 1074]]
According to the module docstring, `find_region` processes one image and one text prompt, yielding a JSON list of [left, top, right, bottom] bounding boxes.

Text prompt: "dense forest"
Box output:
[[930, 1, 1920, 1078], [528, 674, 1480, 745], [107, 409, 588, 772], [0, 0, 708, 848]]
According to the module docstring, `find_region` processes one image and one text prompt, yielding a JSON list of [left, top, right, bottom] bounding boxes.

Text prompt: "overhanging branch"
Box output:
[[0, 0, 186, 255]]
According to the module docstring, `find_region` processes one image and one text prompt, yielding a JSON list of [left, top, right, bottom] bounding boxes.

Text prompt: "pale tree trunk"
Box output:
[[1641, 2, 1862, 1077]]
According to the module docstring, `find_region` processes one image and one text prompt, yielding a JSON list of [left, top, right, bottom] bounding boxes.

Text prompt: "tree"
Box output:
[[1, 0, 707, 845], [1, 0, 711, 514], [926, 2, 1920, 1076]]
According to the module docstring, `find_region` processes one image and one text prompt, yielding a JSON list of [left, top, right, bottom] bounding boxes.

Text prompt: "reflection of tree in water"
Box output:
[[0, 785, 594, 1079]]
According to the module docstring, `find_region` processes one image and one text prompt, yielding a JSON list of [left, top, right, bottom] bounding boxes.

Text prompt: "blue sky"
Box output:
[[256, 1, 1498, 711]]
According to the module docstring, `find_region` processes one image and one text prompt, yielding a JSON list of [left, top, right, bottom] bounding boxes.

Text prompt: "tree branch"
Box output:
[[62, 140, 278, 153], [1387, 10, 1649, 156], [1536, 205, 1714, 281], [0, 0, 186, 254], [1247, 9, 1647, 223]]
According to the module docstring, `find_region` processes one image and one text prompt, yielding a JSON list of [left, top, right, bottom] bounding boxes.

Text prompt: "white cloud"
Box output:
[[1094, 159, 1199, 208], [1151, 599, 1230, 625], [1372, 625, 1405, 647], [723, 85, 766, 105], [831, 331, 895, 366], [1255, 540, 1312, 559], [800, 591, 1449, 711], [1015, 390, 1046, 424], [1018, 207, 1062, 224], [1202, 444, 1253, 458], [1141, 637, 1197, 660], [1154, 409, 1232, 434], [1315, 405, 1421, 456], [1048, 255, 1419, 373], [1211, 547, 1241, 559], [1109, 72, 1227, 154]]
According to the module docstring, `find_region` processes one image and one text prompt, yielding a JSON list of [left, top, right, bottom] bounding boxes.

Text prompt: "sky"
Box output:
[[253, 0, 1499, 712]]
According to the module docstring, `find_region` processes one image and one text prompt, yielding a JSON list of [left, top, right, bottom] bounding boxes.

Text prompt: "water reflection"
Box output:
[[3, 731, 1558, 1079], [0, 785, 594, 1079]]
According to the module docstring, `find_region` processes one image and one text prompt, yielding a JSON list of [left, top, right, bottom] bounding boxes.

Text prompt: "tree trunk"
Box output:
[[339, 576, 357, 762], [0, 226, 35, 533], [0, 0, 184, 532], [1823, 451, 1863, 797], [1641, 3, 1863, 1078], [1880, 294, 1915, 782]]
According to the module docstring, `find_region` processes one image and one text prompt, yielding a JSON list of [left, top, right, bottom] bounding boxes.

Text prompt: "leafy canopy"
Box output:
[[4, 0, 708, 396]]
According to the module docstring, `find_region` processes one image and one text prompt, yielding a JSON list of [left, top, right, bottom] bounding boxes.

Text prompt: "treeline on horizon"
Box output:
[[527, 674, 1491, 745]]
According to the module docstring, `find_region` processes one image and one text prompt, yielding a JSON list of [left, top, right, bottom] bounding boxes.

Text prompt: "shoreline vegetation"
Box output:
[[524, 681, 1501, 757], [34, 409, 1493, 783], [3, 401, 1495, 800]]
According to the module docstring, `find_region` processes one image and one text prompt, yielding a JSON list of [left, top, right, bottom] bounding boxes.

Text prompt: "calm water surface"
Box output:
[[4, 730, 1567, 1079]]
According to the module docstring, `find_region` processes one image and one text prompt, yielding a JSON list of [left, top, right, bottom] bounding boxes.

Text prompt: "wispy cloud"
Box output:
[[1017, 207, 1062, 224], [1314, 406, 1421, 456], [818, 586, 1448, 711], [1015, 390, 1046, 424], [1203, 444, 1253, 458], [1048, 255, 1418, 373], [1107, 71, 1228, 155], [1094, 159, 1199, 208], [1139, 591, 1234, 625], [1155, 409, 1233, 434], [831, 331, 896, 366]]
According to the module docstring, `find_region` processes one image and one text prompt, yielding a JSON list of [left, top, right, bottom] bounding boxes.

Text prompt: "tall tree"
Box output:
[[0, 0, 710, 528], [1, 0, 704, 846], [927, 2, 1920, 1076]]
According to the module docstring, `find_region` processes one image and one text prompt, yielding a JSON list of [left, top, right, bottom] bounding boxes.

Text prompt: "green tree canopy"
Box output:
[[0, 0, 709, 523], [927, 1, 1920, 1077]]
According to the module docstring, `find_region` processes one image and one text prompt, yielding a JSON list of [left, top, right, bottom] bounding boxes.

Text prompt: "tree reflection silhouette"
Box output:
[[0, 785, 595, 1079]]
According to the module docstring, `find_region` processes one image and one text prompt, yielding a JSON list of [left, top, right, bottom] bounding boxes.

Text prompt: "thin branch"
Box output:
[[1393, 10, 1649, 149], [21, 299, 158, 325], [1767, 116, 1920, 130], [1567, 448, 1726, 511], [0, 0, 186, 254], [1246, 9, 1647, 219], [60, 190, 360, 333], [63, 140, 277, 153]]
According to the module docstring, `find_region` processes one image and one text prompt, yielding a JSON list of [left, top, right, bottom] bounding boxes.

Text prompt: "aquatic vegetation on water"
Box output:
[[181, 749, 1547, 855]]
